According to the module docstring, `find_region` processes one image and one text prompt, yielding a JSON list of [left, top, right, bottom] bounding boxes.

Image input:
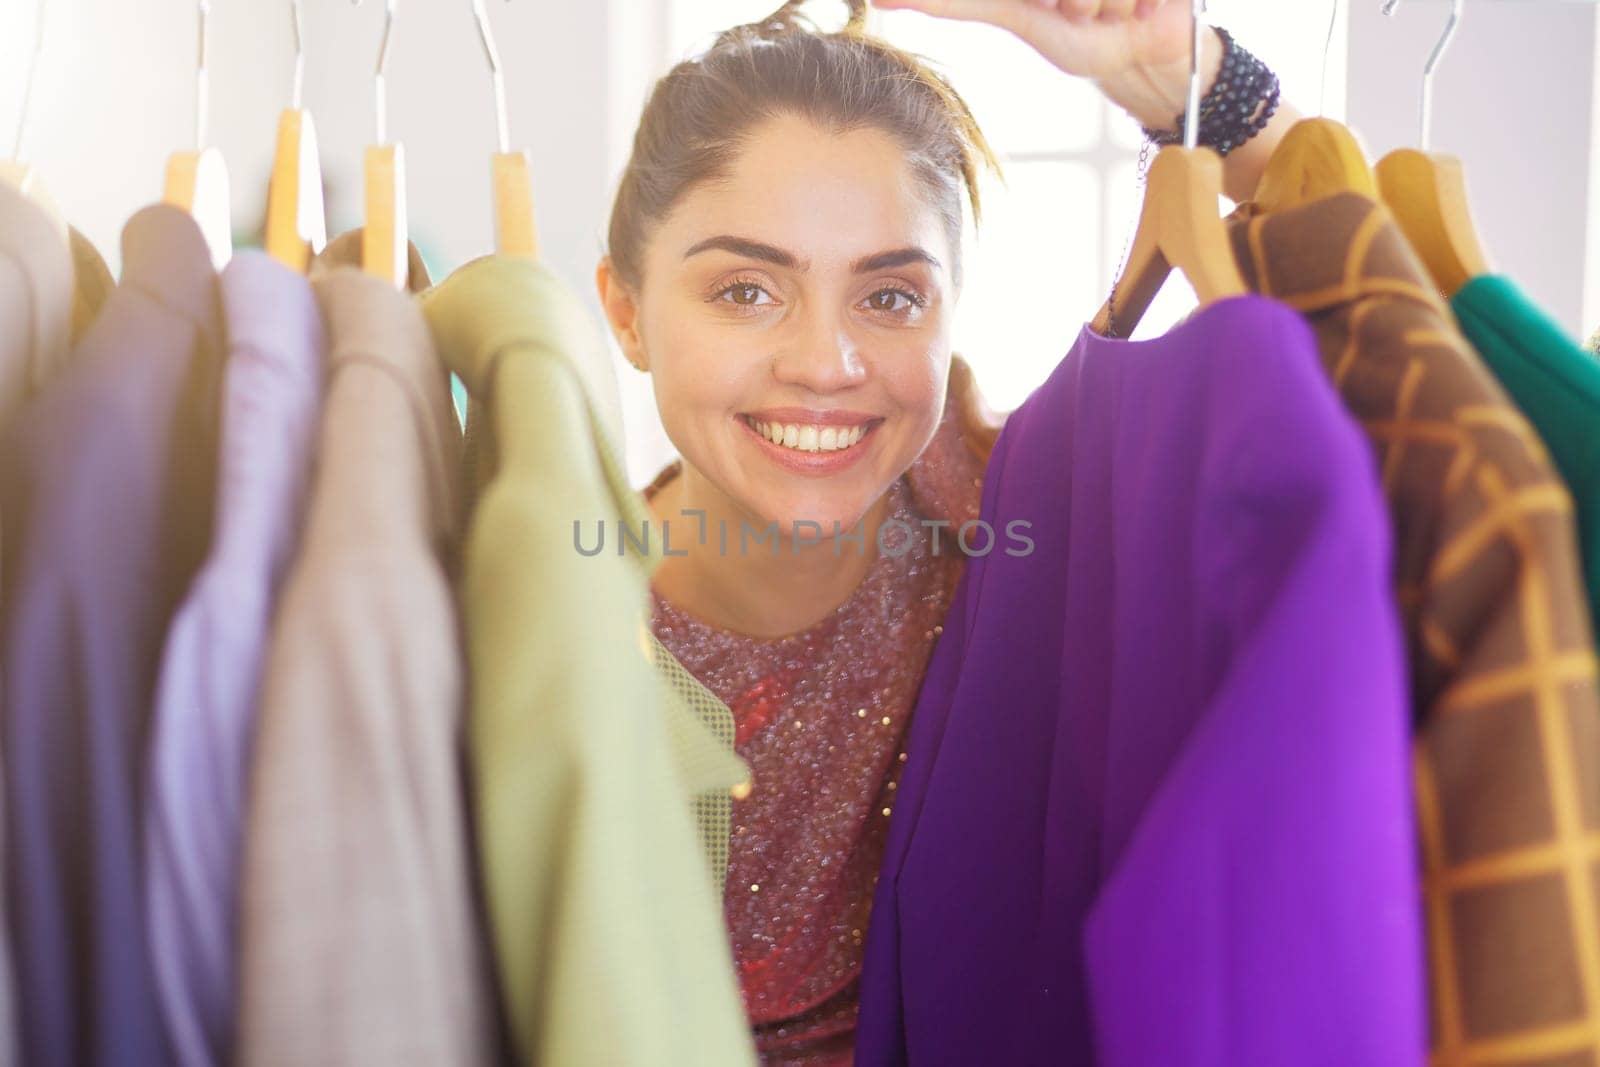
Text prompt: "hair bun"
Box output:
[[745, 0, 869, 39]]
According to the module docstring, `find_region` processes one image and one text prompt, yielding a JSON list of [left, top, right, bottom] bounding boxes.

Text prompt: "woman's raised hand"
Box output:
[[869, 0, 1196, 85]]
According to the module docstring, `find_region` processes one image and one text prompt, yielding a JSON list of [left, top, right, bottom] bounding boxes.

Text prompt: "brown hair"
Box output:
[[605, 0, 1002, 292]]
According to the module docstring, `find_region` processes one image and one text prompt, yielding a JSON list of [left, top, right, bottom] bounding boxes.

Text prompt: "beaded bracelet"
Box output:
[[1141, 27, 1281, 157]]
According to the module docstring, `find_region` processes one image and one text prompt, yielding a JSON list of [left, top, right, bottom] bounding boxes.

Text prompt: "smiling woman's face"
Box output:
[[621, 112, 958, 539]]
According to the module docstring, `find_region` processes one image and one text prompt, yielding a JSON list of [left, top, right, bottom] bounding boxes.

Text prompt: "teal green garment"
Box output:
[[1452, 274, 1600, 630], [420, 255, 755, 1067], [450, 374, 467, 429]]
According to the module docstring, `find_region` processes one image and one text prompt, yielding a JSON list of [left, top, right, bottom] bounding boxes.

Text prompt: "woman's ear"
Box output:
[[595, 256, 649, 373]]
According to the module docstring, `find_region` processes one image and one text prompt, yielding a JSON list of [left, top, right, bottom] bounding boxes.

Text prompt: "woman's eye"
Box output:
[[865, 288, 921, 314], [717, 282, 772, 307]]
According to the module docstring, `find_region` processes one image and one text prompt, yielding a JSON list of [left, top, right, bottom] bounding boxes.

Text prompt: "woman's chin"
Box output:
[[738, 495, 878, 551]]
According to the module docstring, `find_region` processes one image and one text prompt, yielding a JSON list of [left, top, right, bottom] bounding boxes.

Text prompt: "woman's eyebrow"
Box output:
[[683, 236, 941, 275]]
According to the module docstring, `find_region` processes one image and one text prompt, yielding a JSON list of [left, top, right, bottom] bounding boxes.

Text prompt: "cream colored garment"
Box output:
[[422, 254, 754, 1067], [236, 234, 500, 1067]]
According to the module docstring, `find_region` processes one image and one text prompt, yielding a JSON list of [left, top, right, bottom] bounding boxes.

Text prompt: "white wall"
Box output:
[[1348, 0, 1597, 335], [1589, 11, 1600, 336]]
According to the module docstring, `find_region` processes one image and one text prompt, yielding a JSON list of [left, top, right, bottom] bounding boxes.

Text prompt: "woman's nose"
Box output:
[[770, 316, 868, 395]]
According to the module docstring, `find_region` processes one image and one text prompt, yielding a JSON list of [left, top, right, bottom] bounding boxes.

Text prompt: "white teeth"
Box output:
[[749, 417, 872, 454]]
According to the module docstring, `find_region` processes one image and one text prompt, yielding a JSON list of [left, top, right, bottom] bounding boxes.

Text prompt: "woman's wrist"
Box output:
[[1093, 23, 1299, 203], [1093, 25, 1225, 137]]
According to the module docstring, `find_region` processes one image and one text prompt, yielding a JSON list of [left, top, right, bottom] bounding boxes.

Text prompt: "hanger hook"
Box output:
[[290, 0, 305, 111], [1381, 0, 1463, 151], [1183, 0, 1206, 149], [352, 0, 398, 145], [471, 0, 513, 155], [1319, 0, 1339, 117], [195, 0, 213, 152], [11, 0, 47, 159]]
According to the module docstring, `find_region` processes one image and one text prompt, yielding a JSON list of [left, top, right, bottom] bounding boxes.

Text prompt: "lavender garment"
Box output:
[[143, 251, 326, 1067], [0, 205, 223, 1067], [855, 296, 1424, 1065]]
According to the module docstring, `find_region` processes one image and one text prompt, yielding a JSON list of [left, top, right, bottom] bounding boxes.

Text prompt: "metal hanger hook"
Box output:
[[195, 0, 213, 151], [11, 0, 47, 159], [1320, 0, 1340, 116], [471, 0, 514, 155], [1382, 0, 1463, 151], [352, 0, 398, 145], [289, 0, 305, 111]]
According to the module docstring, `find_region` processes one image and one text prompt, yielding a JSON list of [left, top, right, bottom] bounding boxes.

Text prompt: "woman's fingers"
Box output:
[[874, 0, 1162, 27], [871, 0, 1189, 82], [1084, 0, 1141, 19]]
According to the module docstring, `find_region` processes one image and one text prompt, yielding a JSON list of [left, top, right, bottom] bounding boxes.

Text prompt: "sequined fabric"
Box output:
[[644, 359, 997, 1065]]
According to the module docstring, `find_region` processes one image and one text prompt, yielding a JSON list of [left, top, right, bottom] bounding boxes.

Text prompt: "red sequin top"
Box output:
[[643, 358, 1000, 1065]]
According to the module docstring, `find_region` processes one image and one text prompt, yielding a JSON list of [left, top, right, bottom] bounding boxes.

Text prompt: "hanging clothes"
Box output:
[[446, 271, 752, 889], [419, 254, 755, 1067], [645, 354, 994, 1067], [65, 226, 114, 342], [0, 203, 224, 1067], [235, 232, 501, 1067], [141, 250, 326, 1067], [0, 181, 71, 1067], [0, 179, 116, 1067], [0, 186, 72, 421], [1450, 274, 1600, 635], [856, 295, 1421, 1066], [1226, 190, 1600, 1064], [0, 182, 108, 419]]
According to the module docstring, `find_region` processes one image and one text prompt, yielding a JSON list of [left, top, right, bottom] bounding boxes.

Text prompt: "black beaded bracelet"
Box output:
[[1141, 27, 1281, 157]]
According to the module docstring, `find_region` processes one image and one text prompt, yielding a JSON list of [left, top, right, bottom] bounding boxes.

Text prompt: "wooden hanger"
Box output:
[[1374, 0, 1489, 298], [3, 2, 69, 243], [1376, 149, 1486, 299], [1250, 0, 1374, 214], [1252, 117, 1375, 212], [264, 1, 327, 272], [363, 145, 408, 287], [1090, 3, 1247, 339], [472, 0, 538, 259], [1090, 145, 1247, 339], [164, 149, 233, 270], [360, 0, 408, 287], [492, 152, 537, 259], [265, 112, 327, 272], [164, 0, 232, 270]]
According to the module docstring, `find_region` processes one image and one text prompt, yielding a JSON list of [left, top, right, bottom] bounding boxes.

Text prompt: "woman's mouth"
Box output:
[[741, 415, 873, 453], [738, 413, 881, 475]]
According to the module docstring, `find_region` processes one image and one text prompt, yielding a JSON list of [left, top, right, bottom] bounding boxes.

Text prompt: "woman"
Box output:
[[594, 0, 1302, 1060]]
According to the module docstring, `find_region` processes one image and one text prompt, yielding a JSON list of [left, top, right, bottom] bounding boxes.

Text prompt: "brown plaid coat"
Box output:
[[1228, 191, 1600, 1065]]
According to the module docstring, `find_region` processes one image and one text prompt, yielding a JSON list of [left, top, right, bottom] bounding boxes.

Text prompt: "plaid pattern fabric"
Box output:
[[1229, 191, 1600, 1065]]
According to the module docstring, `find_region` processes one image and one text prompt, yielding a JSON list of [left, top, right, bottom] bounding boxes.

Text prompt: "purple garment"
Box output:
[[0, 205, 223, 1067], [143, 251, 325, 1067], [856, 296, 1424, 1065]]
